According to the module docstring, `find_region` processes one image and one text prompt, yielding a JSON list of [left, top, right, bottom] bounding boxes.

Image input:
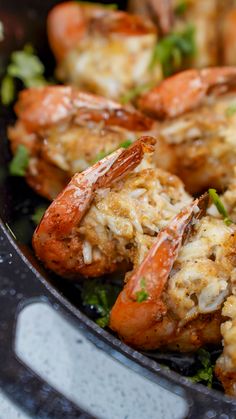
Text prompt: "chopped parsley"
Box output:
[[136, 277, 149, 303], [76, 1, 118, 9], [174, 1, 188, 16], [93, 150, 110, 163], [225, 104, 236, 117], [31, 205, 48, 225], [9, 145, 29, 177], [1, 44, 48, 105], [120, 83, 155, 104], [93, 139, 133, 162], [189, 349, 214, 387], [81, 278, 121, 327], [1, 75, 15, 106], [118, 139, 132, 149], [208, 188, 232, 226], [150, 25, 195, 76]]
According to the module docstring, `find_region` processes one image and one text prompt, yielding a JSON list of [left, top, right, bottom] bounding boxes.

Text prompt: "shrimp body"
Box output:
[[9, 86, 155, 200], [138, 67, 236, 119], [110, 197, 236, 351], [47, 2, 162, 100], [135, 67, 236, 195], [32, 136, 190, 278], [154, 91, 236, 194]]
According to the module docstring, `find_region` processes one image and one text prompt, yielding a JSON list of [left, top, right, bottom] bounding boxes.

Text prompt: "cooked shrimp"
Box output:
[[138, 67, 236, 119], [130, 0, 219, 68], [155, 90, 236, 194], [129, 0, 174, 35], [110, 195, 236, 351], [9, 86, 157, 200], [47, 2, 162, 100], [215, 295, 236, 396], [173, 0, 218, 68], [134, 68, 236, 194], [32, 136, 191, 279]]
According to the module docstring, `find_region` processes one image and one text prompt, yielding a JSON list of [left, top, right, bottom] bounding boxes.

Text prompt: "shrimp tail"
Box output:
[[138, 67, 236, 119], [109, 193, 208, 346], [32, 136, 155, 276]]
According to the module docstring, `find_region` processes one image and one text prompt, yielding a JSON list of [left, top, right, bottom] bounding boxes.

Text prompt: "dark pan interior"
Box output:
[[0, 0, 233, 405]]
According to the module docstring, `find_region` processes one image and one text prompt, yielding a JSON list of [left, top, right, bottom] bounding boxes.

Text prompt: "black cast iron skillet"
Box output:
[[1, 1, 236, 417]]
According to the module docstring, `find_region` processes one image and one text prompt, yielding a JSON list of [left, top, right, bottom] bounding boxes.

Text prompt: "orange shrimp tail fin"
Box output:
[[33, 135, 155, 254], [138, 67, 236, 119], [109, 194, 208, 343]]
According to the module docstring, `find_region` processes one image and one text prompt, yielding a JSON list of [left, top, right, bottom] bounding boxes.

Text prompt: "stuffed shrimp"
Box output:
[[47, 2, 162, 101], [8, 86, 156, 200]]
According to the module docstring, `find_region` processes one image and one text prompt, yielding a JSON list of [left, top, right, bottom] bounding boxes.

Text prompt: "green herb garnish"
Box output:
[[120, 83, 154, 104], [118, 139, 132, 149], [208, 188, 232, 226], [1, 44, 48, 105], [31, 205, 48, 225], [150, 25, 195, 76], [1, 75, 15, 106], [9, 145, 29, 176], [189, 349, 214, 387], [81, 278, 122, 327], [225, 104, 236, 117], [136, 277, 149, 303], [93, 139, 133, 162], [174, 1, 187, 16], [93, 150, 110, 163], [77, 1, 118, 9]]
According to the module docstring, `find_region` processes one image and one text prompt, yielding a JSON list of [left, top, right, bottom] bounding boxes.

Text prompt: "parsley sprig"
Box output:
[[136, 278, 149, 303], [76, 1, 118, 9], [225, 104, 236, 117], [120, 83, 155, 105], [81, 278, 121, 327], [93, 139, 132, 163], [31, 205, 48, 225], [1, 44, 48, 105], [174, 1, 188, 16], [189, 349, 214, 387], [9, 145, 29, 177], [208, 189, 232, 226], [150, 25, 195, 77]]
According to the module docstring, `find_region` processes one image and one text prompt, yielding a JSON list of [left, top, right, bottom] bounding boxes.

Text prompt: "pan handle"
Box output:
[[0, 223, 95, 419]]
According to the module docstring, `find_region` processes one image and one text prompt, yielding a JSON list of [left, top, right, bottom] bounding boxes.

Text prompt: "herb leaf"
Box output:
[[174, 1, 187, 16], [120, 83, 155, 104], [208, 188, 232, 226], [9, 145, 29, 176], [8, 44, 47, 88], [118, 139, 132, 149], [136, 277, 149, 303], [225, 104, 236, 117], [93, 150, 110, 163], [31, 205, 48, 225], [189, 349, 214, 387], [81, 278, 122, 327], [92, 139, 133, 163], [136, 289, 149, 302], [150, 25, 195, 76], [76, 1, 118, 9], [1, 44, 48, 105], [1, 75, 15, 105]]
